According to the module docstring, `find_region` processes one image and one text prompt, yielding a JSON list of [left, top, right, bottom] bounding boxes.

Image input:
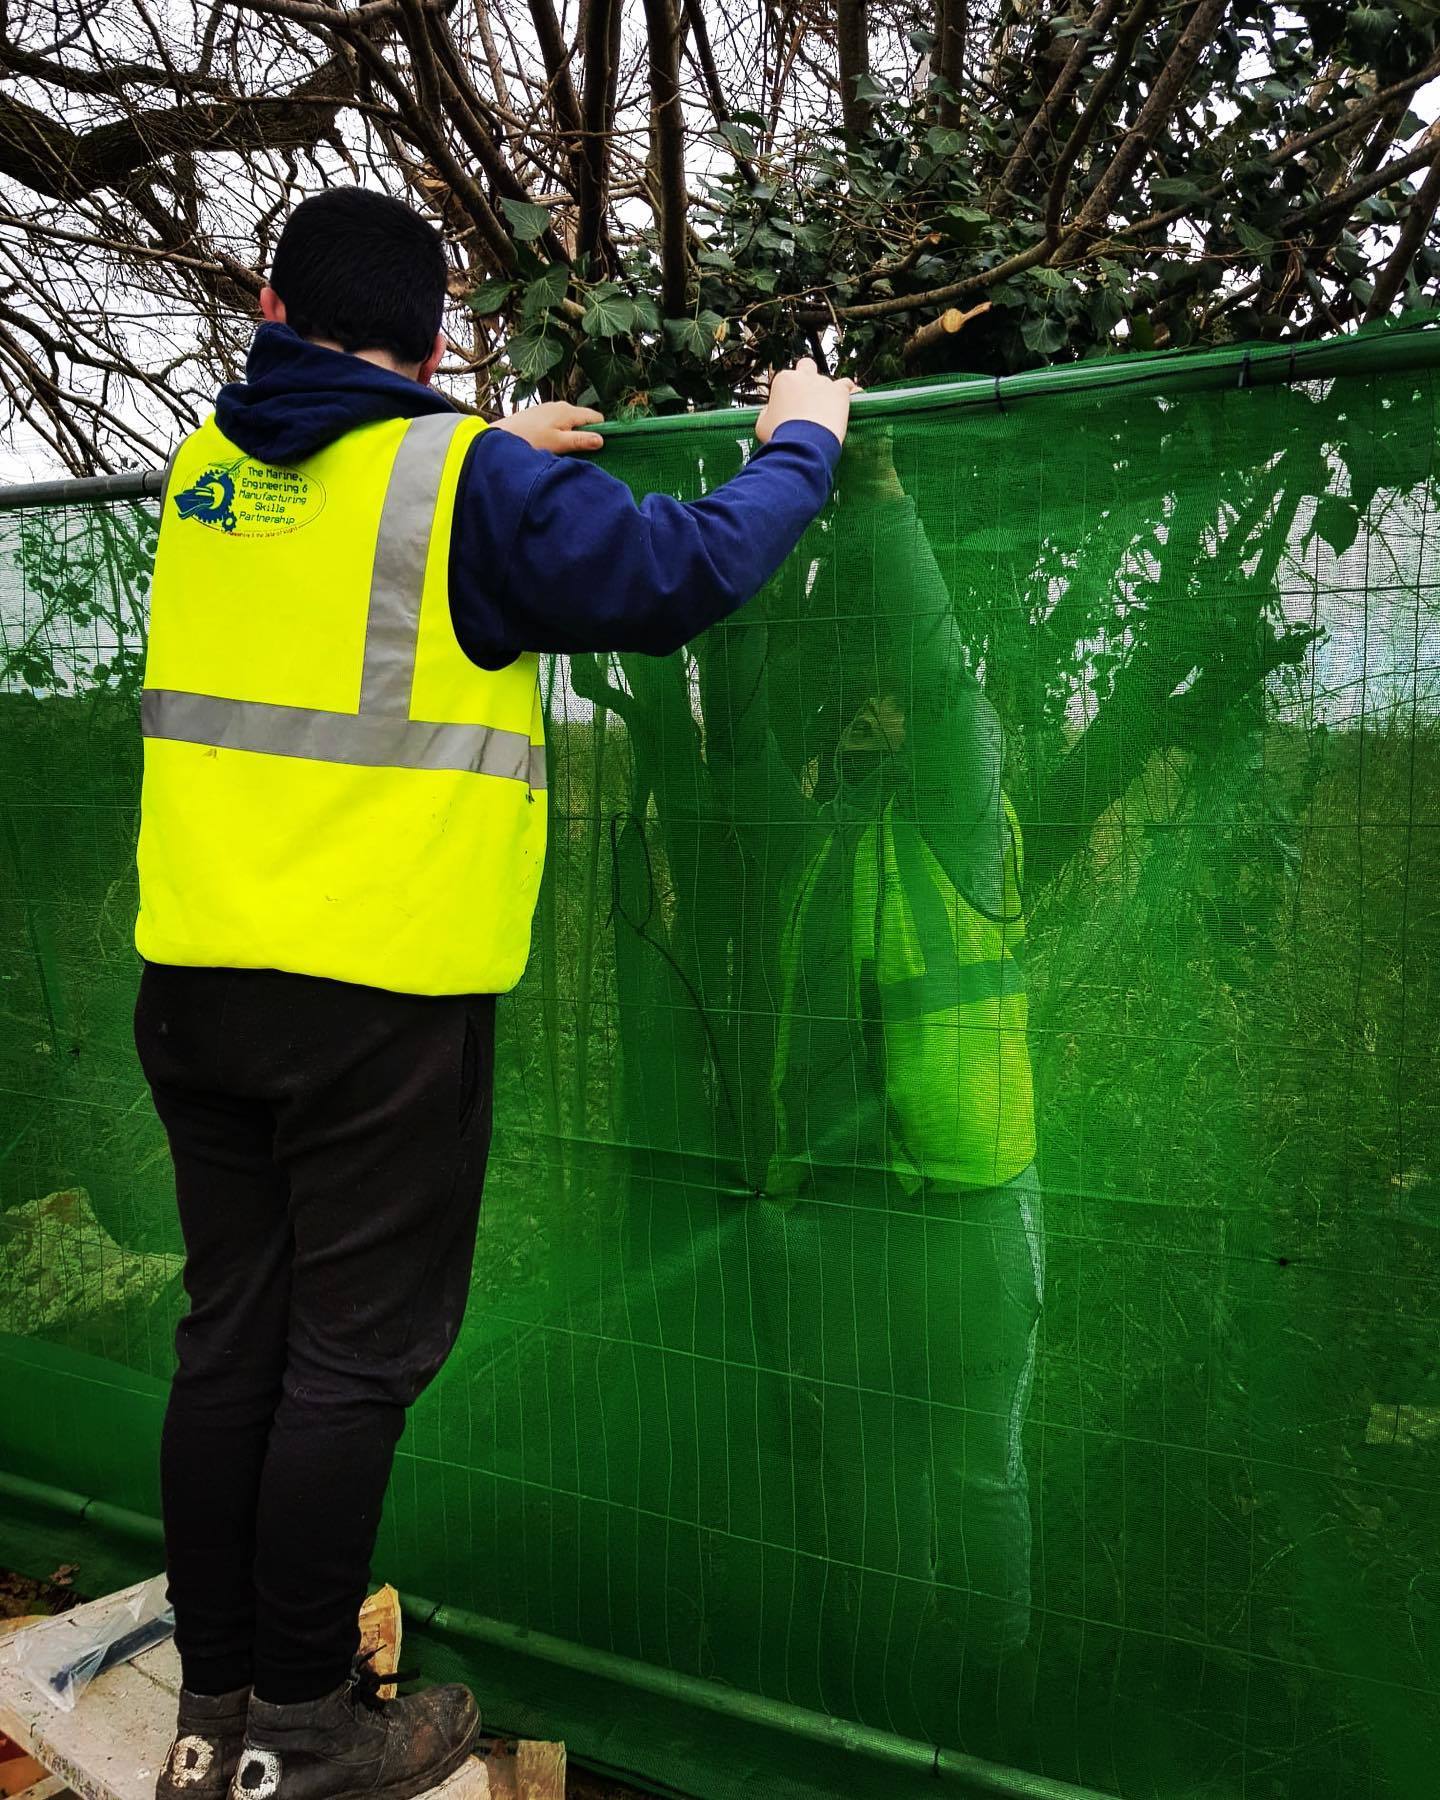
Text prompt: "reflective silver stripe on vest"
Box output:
[[359, 413, 462, 715], [143, 689, 545, 786], [145, 415, 545, 789], [872, 953, 1026, 1022]]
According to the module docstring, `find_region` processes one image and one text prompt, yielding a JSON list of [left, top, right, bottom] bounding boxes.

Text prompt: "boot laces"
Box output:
[[349, 1647, 419, 1712]]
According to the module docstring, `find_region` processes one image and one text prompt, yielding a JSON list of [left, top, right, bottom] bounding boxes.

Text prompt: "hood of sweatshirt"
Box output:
[[213, 323, 453, 466]]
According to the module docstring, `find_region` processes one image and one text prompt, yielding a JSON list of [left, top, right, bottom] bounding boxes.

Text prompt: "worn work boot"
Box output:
[[156, 1686, 252, 1800], [228, 1667, 478, 1800]]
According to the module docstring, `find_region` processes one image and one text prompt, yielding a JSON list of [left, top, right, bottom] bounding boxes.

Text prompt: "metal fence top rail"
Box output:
[[0, 315, 1435, 511], [0, 467, 166, 511]]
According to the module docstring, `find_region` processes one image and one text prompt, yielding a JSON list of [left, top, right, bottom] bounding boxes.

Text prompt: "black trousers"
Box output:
[[135, 963, 495, 1704]]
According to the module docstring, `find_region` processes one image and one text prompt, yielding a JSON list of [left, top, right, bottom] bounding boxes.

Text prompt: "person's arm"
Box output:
[[449, 422, 839, 667], [858, 452, 1008, 909], [703, 611, 811, 821], [450, 361, 856, 668]]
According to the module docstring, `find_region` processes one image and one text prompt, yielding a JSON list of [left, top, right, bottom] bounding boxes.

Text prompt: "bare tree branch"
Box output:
[[1066, 0, 1229, 246], [1365, 141, 1440, 321], [0, 59, 351, 202], [987, 0, 1124, 211], [577, 0, 621, 261]]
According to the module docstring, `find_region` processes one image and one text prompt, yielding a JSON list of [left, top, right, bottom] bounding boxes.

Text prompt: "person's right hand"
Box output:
[[494, 401, 605, 454], [755, 357, 860, 448]]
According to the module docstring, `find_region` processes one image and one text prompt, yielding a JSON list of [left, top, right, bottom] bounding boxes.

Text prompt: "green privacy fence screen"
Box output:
[[1, 323, 1437, 1800]]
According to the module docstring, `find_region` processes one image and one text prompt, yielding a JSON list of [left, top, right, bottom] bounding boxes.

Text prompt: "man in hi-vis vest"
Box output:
[[709, 435, 1041, 1720], [138, 187, 854, 1800]]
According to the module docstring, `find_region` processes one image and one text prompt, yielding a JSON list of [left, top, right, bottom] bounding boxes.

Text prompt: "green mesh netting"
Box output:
[[2, 327, 1439, 1800]]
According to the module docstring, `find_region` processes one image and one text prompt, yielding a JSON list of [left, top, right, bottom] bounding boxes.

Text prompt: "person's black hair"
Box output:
[[269, 187, 448, 364]]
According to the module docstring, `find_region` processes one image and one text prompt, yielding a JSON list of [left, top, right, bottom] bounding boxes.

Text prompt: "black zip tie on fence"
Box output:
[[993, 373, 1007, 413], [1237, 348, 1254, 390]]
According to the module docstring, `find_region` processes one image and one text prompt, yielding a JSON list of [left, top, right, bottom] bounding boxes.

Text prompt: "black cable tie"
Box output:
[[1238, 348, 1253, 390], [1287, 346, 1299, 383], [993, 374, 1007, 414]]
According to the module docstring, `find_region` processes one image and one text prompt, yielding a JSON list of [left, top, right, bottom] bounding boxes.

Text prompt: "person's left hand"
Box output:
[[494, 403, 605, 454]]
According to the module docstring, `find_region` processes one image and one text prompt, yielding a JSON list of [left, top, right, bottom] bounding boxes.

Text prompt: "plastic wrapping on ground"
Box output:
[[4, 1575, 172, 1711]]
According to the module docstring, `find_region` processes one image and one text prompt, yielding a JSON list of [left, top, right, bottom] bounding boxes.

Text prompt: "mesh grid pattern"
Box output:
[[2, 332, 1438, 1798]]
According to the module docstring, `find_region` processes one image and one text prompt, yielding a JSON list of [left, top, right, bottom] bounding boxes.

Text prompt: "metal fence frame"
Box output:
[[1, 314, 1435, 511]]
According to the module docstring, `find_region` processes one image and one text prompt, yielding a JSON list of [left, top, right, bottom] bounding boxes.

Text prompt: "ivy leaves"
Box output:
[[663, 312, 726, 358], [522, 263, 569, 320], [500, 197, 550, 242], [583, 287, 650, 338], [466, 277, 515, 317], [460, 7, 1438, 408], [467, 229, 734, 414], [505, 329, 564, 385]]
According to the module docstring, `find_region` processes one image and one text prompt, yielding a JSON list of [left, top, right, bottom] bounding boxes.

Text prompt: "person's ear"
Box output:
[[417, 332, 446, 387], [259, 285, 286, 325]]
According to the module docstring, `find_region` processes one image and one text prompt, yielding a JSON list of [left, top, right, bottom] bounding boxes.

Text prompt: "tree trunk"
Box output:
[[836, 0, 872, 137], [934, 0, 967, 129], [578, 0, 621, 262], [642, 0, 690, 316]]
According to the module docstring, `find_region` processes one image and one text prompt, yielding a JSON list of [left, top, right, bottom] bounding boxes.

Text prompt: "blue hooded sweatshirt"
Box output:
[[213, 325, 841, 669]]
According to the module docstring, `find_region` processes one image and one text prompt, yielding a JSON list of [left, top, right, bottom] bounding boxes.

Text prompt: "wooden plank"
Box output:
[[514, 1740, 565, 1800], [355, 1586, 402, 1703], [475, 1743, 518, 1800], [0, 1753, 52, 1797], [8, 1776, 71, 1800]]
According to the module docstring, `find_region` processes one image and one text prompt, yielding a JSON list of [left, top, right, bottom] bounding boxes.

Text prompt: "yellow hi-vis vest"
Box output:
[[773, 792, 1035, 1192], [136, 412, 547, 996]]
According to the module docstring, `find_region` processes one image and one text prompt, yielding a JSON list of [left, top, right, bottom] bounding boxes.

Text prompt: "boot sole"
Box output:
[[354, 1697, 480, 1800], [285, 1696, 481, 1800]]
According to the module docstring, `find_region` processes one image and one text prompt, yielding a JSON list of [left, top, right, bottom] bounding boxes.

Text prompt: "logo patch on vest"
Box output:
[[174, 458, 326, 537]]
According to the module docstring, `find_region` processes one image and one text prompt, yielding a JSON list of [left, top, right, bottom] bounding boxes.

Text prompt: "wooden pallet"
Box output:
[[0, 1588, 563, 1800]]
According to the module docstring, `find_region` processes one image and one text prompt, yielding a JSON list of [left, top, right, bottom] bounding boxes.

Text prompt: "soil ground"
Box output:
[[0, 1568, 81, 1622]]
